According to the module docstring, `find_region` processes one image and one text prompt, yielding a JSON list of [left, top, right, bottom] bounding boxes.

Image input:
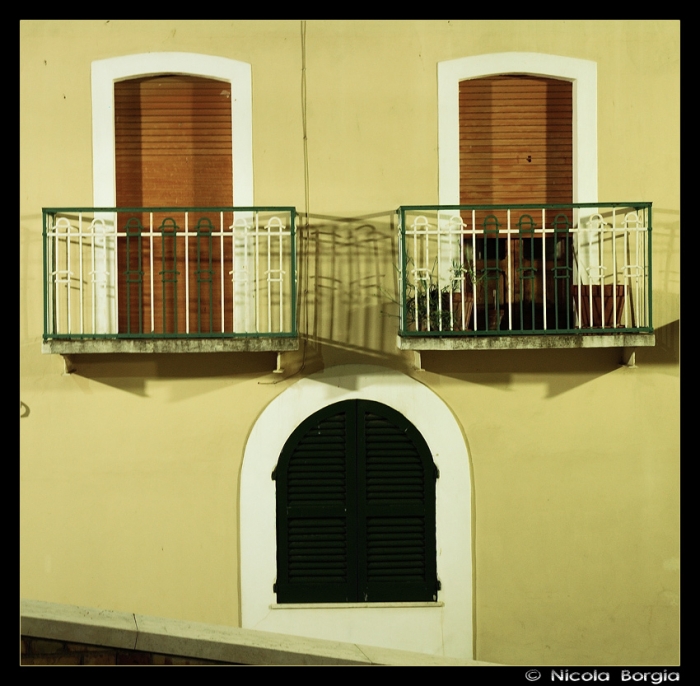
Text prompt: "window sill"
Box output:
[[271, 602, 444, 609]]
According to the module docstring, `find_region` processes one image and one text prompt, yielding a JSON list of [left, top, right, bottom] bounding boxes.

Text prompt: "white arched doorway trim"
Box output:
[[240, 365, 473, 660], [438, 52, 598, 204], [91, 52, 253, 207]]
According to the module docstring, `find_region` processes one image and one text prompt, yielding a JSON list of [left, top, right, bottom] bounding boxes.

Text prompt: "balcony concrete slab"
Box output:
[[397, 333, 655, 351], [42, 337, 299, 354]]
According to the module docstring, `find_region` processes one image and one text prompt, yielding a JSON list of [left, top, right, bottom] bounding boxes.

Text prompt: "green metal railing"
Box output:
[[43, 207, 297, 340], [398, 203, 652, 337]]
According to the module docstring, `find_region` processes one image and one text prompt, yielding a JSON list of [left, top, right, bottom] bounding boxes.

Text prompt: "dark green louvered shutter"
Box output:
[[275, 402, 358, 603], [275, 400, 437, 603], [357, 401, 438, 602]]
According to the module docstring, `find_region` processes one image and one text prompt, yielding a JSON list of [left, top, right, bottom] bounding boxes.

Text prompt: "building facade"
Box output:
[[20, 20, 679, 664]]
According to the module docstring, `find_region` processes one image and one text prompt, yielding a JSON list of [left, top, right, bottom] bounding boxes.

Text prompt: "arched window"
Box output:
[[274, 399, 438, 604], [241, 366, 472, 657]]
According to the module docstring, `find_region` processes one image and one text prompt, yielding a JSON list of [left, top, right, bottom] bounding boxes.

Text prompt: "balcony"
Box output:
[[397, 203, 655, 352], [42, 207, 298, 354]]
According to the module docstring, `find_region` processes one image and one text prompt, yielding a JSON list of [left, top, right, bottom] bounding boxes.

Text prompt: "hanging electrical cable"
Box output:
[[260, 20, 309, 384], [296, 19, 310, 376]]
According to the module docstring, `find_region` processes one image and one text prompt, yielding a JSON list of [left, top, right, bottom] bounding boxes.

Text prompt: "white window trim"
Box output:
[[240, 365, 473, 660], [90, 53, 253, 333]]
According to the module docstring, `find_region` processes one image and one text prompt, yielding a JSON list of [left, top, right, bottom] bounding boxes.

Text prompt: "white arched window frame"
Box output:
[[90, 53, 253, 333], [437, 52, 599, 286], [240, 365, 474, 660]]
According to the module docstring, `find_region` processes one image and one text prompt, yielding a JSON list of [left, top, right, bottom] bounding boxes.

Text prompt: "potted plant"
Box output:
[[405, 282, 467, 332], [402, 259, 476, 333]]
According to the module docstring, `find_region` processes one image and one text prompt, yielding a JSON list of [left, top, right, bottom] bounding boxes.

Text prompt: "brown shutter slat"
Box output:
[[115, 75, 234, 334]]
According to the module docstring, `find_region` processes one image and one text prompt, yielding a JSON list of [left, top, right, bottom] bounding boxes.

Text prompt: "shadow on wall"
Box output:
[[652, 210, 679, 308], [45, 210, 407, 392], [57, 352, 280, 397], [641, 318, 679, 367], [419, 319, 678, 398], [299, 210, 403, 359], [646, 208, 680, 370]]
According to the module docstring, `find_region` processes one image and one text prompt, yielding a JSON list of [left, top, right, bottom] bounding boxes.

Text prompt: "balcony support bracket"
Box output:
[[413, 351, 424, 372], [61, 354, 76, 375], [274, 352, 284, 374], [621, 347, 637, 368]]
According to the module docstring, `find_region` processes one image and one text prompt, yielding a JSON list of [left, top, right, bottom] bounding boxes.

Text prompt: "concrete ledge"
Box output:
[[397, 333, 655, 351], [21, 600, 137, 651], [21, 599, 496, 666], [42, 337, 299, 354]]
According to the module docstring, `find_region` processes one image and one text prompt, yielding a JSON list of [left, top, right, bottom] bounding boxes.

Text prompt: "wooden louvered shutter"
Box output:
[[357, 401, 438, 602], [459, 75, 573, 321], [275, 402, 357, 603], [115, 74, 234, 334], [459, 74, 572, 209], [275, 400, 437, 604]]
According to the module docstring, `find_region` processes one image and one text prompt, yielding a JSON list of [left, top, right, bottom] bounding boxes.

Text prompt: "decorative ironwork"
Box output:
[[43, 207, 297, 340], [398, 203, 652, 337]]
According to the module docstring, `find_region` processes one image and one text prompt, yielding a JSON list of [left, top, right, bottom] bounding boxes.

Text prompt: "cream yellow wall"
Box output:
[[20, 20, 679, 665]]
